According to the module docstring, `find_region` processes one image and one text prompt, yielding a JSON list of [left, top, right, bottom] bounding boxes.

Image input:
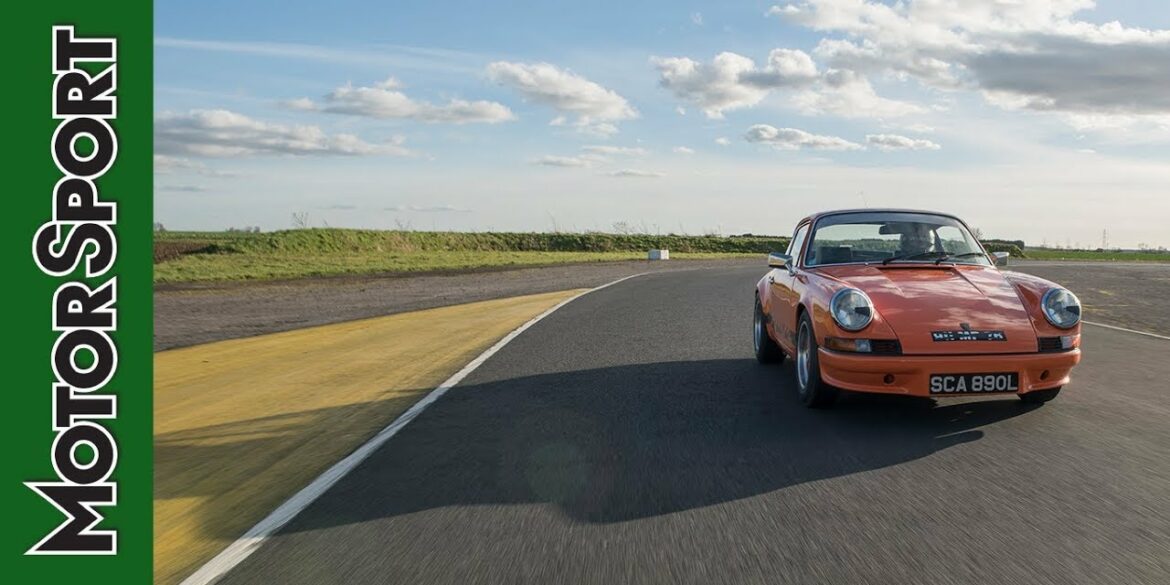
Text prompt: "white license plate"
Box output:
[[929, 373, 1019, 394]]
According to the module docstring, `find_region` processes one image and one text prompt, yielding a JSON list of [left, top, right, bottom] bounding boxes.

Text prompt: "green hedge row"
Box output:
[[156, 228, 1027, 260], [157, 229, 791, 256]]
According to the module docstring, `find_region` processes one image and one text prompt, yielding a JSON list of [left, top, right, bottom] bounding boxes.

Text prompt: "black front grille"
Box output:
[[1037, 337, 1064, 352], [870, 339, 902, 355]]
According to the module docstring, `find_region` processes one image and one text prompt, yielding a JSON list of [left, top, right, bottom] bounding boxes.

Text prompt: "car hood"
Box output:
[[816, 264, 1038, 354]]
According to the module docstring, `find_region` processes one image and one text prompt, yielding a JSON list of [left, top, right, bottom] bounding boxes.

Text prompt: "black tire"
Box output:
[[1020, 387, 1061, 404], [795, 311, 838, 408], [754, 296, 785, 364]]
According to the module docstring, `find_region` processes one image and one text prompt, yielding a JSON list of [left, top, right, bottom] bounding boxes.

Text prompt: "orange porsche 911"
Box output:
[[754, 209, 1082, 408]]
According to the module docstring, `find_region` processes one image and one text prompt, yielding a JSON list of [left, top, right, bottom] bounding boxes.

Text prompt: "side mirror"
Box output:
[[992, 251, 1009, 267], [768, 252, 792, 270]]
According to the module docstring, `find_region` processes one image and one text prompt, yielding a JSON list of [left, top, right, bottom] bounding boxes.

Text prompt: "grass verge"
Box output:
[[154, 229, 783, 284], [155, 249, 758, 283], [1024, 249, 1170, 262]]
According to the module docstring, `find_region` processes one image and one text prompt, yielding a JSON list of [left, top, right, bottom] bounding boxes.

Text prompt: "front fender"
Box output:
[[803, 274, 900, 344], [1003, 271, 1083, 338]]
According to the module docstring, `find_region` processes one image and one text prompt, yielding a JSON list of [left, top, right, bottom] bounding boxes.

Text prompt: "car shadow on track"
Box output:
[[156, 358, 1040, 540], [233, 357, 1037, 534]]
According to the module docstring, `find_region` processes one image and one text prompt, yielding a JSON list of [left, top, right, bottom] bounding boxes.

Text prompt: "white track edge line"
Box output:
[[1083, 320, 1170, 341], [179, 272, 648, 585]]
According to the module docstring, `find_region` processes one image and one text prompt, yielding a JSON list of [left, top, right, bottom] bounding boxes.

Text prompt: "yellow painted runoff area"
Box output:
[[153, 289, 584, 585]]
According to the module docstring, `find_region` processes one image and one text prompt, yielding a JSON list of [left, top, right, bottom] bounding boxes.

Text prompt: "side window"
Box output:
[[787, 224, 809, 264]]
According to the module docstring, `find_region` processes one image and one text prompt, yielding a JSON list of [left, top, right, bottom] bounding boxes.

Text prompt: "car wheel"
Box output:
[[795, 311, 838, 408], [754, 295, 784, 364], [1019, 387, 1061, 404]]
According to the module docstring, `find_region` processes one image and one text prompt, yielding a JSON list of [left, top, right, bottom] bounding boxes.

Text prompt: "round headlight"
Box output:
[[1042, 288, 1081, 329], [830, 288, 874, 331]]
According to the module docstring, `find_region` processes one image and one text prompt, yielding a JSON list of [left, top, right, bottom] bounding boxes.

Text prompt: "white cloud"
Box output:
[[532, 144, 648, 169], [1058, 111, 1170, 143], [155, 109, 407, 158], [289, 77, 515, 124], [770, 1, 1170, 132], [691, 12, 704, 26], [581, 145, 647, 156], [791, 69, 925, 119], [651, 49, 818, 118], [531, 155, 595, 168], [745, 124, 863, 150], [715, 137, 731, 146], [865, 133, 941, 151], [810, 37, 962, 88], [549, 116, 620, 137], [487, 61, 637, 134], [744, 48, 820, 86], [284, 97, 317, 110], [153, 154, 237, 176], [606, 169, 665, 178], [673, 146, 695, 154]]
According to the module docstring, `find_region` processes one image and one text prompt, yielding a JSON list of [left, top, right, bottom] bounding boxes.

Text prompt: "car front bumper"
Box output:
[[817, 348, 1081, 397]]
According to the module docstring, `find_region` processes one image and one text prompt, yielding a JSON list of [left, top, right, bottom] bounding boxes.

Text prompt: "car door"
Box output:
[[768, 222, 809, 352]]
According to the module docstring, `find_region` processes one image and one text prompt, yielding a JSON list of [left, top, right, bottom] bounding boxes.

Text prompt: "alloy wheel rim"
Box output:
[[753, 303, 763, 353], [797, 322, 810, 390]]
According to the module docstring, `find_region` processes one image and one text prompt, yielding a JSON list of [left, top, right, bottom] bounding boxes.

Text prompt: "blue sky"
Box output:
[[155, 1, 1170, 248]]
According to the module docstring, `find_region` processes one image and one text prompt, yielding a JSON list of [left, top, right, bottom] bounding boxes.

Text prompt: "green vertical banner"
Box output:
[[5, 1, 151, 583]]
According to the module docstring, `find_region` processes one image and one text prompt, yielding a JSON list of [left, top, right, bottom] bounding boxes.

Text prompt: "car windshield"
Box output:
[[804, 211, 990, 267]]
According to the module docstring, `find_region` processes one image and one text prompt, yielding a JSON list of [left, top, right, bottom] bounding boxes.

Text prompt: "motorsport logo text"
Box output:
[[27, 25, 120, 555]]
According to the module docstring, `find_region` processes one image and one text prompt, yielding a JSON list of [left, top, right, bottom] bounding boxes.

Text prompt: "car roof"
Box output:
[[795, 208, 964, 226]]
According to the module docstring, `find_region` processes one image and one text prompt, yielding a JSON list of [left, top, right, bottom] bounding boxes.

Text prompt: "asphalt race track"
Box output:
[[218, 265, 1170, 585]]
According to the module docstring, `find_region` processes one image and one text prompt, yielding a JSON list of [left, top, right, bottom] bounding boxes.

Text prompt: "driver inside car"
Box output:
[[897, 222, 936, 257]]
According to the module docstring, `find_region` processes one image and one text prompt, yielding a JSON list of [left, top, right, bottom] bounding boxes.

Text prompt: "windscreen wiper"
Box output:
[[881, 251, 947, 265], [933, 251, 987, 264]]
